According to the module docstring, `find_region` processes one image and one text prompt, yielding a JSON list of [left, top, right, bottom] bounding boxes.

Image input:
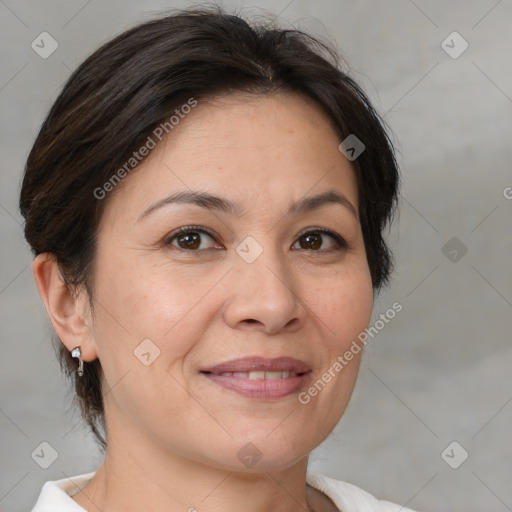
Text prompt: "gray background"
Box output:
[[1, 1, 511, 511]]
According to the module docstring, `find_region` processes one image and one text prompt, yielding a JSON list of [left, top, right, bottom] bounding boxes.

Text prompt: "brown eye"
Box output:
[[293, 229, 346, 251], [175, 231, 202, 250], [165, 227, 220, 251]]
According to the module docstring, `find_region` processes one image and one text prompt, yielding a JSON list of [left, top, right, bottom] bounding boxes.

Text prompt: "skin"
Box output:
[[33, 91, 374, 512]]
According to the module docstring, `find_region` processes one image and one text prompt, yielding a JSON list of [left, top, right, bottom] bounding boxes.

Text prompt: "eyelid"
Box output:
[[293, 227, 347, 250], [164, 225, 220, 247], [295, 227, 342, 240]]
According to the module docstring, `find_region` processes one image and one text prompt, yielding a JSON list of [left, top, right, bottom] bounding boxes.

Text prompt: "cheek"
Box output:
[[307, 262, 374, 347], [96, 253, 163, 325], [90, 267, 205, 420], [91, 257, 223, 368], [294, 268, 372, 445]]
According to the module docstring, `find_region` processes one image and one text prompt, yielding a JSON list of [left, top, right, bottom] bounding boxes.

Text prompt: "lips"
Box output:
[[200, 356, 312, 375], [200, 357, 313, 399]]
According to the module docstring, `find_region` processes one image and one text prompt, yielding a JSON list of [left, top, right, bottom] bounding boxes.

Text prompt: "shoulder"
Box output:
[[306, 471, 420, 512], [30, 472, 96, 511]]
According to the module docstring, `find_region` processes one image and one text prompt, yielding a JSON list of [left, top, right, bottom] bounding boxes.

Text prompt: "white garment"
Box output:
[[30, 470, 418, 511]]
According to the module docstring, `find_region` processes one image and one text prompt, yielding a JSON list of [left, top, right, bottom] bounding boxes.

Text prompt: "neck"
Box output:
[[71, 433, 329, 512]]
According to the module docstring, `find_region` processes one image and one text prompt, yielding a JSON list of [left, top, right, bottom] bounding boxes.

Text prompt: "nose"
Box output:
[[221, 246, 305, 335]]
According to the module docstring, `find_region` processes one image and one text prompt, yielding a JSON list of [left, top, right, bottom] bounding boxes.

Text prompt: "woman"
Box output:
[[21, 6, 415, 512]]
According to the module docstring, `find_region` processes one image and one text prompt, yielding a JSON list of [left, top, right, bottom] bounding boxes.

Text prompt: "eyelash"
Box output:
[[164, 225, 347, 253]]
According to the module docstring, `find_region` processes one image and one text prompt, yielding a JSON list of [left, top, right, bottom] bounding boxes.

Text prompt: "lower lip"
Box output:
[[201, 372, 312, 399]]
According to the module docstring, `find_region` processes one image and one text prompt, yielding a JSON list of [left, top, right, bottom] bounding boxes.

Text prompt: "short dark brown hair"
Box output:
[[19, 5, 400, 450]]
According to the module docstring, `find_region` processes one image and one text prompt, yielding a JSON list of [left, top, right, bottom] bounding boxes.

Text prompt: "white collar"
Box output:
[[30, 470, 415, 512]]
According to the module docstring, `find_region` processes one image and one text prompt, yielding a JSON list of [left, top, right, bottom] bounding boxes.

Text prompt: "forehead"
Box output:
[[100, 91, 359, 224]]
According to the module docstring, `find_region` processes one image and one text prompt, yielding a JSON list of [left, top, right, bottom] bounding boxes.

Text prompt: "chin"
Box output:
[[230, 440, 311, 473]]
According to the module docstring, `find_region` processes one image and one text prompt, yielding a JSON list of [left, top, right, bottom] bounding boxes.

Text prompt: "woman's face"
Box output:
[[88, 92, 374, 472]]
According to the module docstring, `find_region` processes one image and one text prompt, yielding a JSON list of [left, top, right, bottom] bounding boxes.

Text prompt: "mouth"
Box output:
[[199, 356, 313, 399]]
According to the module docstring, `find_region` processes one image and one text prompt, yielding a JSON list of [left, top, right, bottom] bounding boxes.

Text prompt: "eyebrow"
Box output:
[[137, 188, 358, 222]]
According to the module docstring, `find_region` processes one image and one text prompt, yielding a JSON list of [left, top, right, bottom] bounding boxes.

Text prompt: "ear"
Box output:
[[32, 253, 97, 362]]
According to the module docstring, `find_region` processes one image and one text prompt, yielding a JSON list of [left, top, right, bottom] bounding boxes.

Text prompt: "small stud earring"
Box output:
[[71, 347, 84, 377]]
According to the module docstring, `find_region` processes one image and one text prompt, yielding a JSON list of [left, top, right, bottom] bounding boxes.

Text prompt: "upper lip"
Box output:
[[200, 356, 312, 374]]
